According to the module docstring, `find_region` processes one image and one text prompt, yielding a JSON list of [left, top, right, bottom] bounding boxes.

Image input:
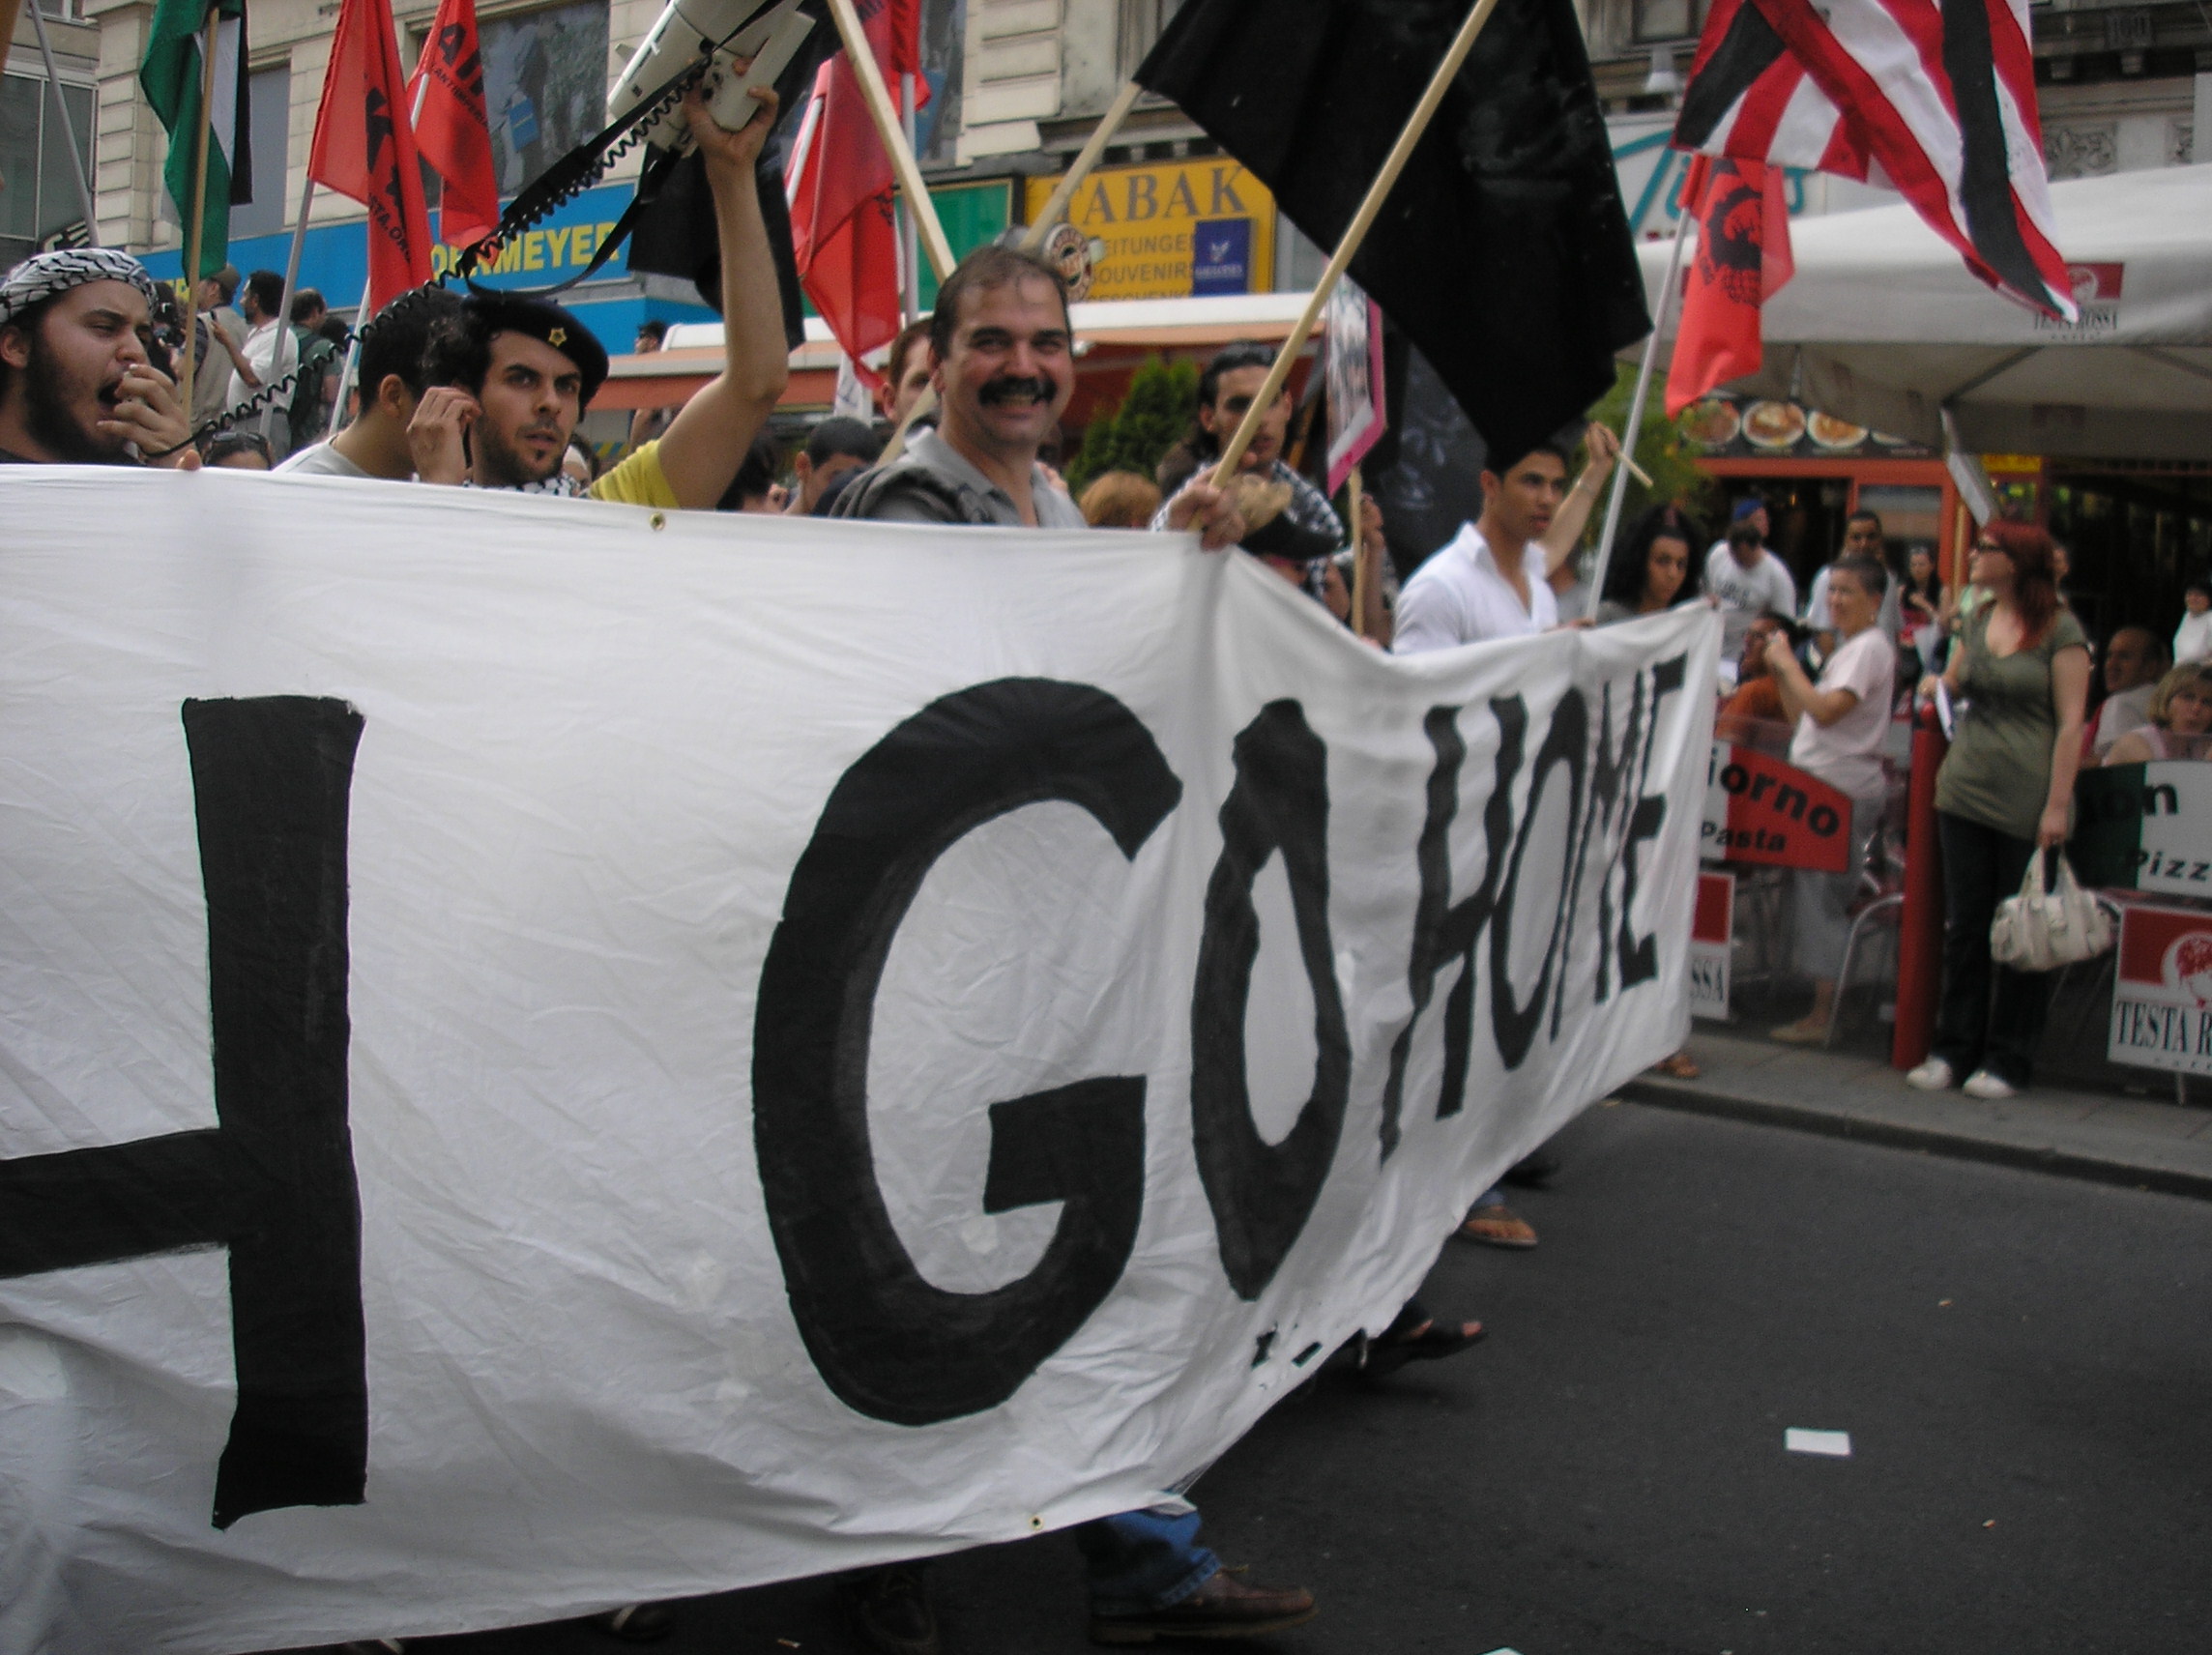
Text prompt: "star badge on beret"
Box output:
[[547, 327, 568, 347]]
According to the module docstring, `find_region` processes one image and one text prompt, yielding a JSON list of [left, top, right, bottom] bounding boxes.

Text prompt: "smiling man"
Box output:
[[408, 82, 786, 509], [0, 248, 195, 468]]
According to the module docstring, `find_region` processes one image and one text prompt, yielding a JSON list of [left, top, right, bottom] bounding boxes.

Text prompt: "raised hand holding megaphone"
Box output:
[[608, 0, 814, 153]]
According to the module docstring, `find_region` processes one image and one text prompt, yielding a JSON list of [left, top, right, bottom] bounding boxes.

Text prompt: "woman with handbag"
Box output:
[[1907, 523, 2091, 1099]]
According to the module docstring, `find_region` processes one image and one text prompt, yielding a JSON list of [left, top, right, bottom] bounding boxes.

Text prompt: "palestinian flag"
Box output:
[[142, 0, 253, 277]]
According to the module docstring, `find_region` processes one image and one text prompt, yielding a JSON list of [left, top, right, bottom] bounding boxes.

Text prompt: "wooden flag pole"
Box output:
[[1208, 0, 1503, 487], [824, 0, 954, 282], [1020, 78, 1144, 253], [178, 7, 221, 421], [1583, 201, 1692, 607]]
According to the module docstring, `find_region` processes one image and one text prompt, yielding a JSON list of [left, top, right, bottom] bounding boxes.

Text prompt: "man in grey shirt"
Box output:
[[836, 245, 1231, 540], [275, 288, 461, 480], [830, 247, 1315, 1655]]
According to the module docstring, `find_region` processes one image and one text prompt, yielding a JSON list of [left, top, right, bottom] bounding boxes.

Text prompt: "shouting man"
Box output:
[[0, 248, 194, 468]]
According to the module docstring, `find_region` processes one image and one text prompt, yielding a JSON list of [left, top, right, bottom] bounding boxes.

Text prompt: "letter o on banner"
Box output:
[[752, 680, 1182, 1426], [1808, 803, 1841, 836], [1190, 701, 1352, 1301]]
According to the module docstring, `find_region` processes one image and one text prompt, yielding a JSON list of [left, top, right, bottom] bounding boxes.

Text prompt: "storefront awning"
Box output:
[[1635, 163, 2212, 461]]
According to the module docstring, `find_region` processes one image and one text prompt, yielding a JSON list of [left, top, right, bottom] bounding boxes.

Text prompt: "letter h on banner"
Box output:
[[0, 698, 369, 1529]]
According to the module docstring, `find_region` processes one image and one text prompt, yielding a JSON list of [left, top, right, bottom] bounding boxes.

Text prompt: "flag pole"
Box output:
[[824, 0, 954, 282], [1208, 0, 1503, 486], [28, 0, 99, 243], [178, 4, 220, 423], [1020, 78, 1144, 252], [898, 71, 920, 322], [1584, 201, 1693, 607], [262, 172, 318, 448]]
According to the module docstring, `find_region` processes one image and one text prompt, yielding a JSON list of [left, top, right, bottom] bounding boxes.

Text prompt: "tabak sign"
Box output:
[[2109, 904, 2212, 1078], [1701, 743, 1851, 873]]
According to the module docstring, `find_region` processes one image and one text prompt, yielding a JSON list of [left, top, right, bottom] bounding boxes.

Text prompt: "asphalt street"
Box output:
[[305, 1101, 2212, 1655]]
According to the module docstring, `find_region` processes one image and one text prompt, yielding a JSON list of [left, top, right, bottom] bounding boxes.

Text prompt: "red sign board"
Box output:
[[1700, 743, 1852, 874], [2110, 902, 2212, 1077]]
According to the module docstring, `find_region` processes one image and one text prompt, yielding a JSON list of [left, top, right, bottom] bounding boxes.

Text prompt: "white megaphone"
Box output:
[[607, 0, 816, 154]]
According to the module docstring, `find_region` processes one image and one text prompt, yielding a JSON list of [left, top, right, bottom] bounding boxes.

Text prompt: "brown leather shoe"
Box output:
[[1090, 1568, 1317, 1643]]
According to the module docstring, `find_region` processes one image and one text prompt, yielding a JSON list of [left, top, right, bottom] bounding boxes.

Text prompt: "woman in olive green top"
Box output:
[[1908, 522, 2090, 1100]]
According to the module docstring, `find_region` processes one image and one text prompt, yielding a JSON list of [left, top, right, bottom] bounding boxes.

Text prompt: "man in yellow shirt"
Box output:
[[408, 81, 786, 509]]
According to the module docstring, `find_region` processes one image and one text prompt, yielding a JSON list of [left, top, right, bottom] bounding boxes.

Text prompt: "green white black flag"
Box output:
[[141, 0, 253, 277]]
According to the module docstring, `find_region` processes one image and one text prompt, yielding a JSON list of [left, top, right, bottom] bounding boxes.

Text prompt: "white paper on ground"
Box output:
[[1786, 1429, 1853, 1457]]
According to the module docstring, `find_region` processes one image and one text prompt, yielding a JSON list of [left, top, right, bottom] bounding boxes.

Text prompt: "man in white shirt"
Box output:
[[224, 269, 291, 453], [1760, 555, 1897, 1043], [1394, 440, 1577, 651], [1706, 505, 1797, 663], [1804, 510, 1901, 652], [2085, 625, 2168, 759]]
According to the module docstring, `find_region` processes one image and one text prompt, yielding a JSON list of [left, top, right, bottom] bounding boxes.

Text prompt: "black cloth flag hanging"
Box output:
[[1136, 0, 1648, 471]]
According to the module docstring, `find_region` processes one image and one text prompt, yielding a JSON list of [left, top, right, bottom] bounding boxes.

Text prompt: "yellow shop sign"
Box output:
[[1023, 159, 1276, 302]]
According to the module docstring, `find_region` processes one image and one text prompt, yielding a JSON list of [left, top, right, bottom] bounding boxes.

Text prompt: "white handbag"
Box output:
[[1990, 851, 2113, 972]]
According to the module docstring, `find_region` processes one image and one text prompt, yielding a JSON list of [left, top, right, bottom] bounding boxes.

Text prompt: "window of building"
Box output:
[[480, 0, 611, 196], [229, 64, 291, 240], [1632, 0, 1703, 43], [0, 72, 94, 271], [1117, 0, 1172, 79]]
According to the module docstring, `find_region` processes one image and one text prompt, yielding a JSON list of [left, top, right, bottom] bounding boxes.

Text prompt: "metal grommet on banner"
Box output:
[[650, 512, 667, 531], [1028, 1515, 1044, 1532]]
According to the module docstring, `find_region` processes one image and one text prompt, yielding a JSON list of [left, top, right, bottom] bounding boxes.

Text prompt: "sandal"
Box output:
[[591, 1605, 675, 1643], [1359, 1303, 1486, 1378], [1650, 1050, 1700, 1080], [1459, 1204, 1537, 1249]]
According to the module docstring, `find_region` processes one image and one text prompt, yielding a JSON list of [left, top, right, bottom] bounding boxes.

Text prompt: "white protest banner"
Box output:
[[0, 470, 1717, 1654]]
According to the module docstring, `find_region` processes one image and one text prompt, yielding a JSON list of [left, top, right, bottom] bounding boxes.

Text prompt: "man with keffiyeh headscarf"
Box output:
[[0, 248, 196, 467]]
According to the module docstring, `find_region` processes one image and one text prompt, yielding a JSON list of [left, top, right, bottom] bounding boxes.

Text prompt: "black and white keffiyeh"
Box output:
[[0, 247, 166, 332]]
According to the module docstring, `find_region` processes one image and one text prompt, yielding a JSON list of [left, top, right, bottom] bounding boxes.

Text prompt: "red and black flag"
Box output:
[[1135, 0, 1647, 471], [1665, 155, 1793, 417], [1673, 0, 2073, 320], [308, 0, 435, 309], [409, 0, 503, 250]]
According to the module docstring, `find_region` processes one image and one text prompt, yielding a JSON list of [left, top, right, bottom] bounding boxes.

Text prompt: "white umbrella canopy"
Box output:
[[1638, 163, 2212, 460]]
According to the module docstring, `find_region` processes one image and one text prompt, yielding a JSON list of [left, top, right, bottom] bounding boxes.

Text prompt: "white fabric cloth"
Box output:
[[2088, 681, 2155, 759], [273, 441, 373, 479], [227, 317, 285, 413], [1788, 624, 1897, 801], [0, 467, 1719, 1654], [2176, 609, 2212, 665], [1393, 523, 1557, 653], [1705, 543, 1798, 661]]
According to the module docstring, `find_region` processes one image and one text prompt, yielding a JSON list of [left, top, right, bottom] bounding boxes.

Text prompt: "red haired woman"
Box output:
[[1908, 522, 2090, 1099]]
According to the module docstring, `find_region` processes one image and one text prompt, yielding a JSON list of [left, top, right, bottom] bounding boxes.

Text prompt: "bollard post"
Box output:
[[1892, 704, 1948, 1070]]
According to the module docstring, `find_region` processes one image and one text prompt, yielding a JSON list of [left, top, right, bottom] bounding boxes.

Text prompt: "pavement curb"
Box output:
[[1618, 1076, 2212, 1203]]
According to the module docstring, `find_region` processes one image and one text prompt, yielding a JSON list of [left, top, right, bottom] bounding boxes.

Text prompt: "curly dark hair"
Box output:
[[1602, 503, 1707, 612]]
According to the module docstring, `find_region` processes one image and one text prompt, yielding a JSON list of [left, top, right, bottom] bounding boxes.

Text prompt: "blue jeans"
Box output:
[[1075, 1506, 1220, 1614]]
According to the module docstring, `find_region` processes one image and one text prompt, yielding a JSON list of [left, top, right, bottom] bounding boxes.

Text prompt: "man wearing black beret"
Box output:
[[409, 80, 786, 509]]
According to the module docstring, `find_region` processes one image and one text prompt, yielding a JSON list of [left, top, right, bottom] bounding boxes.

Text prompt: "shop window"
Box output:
[[0, 72, 93, 270], [229, 65, 290, 241], [1632, 0, 1703, 43], [480, 0, 611, 197]]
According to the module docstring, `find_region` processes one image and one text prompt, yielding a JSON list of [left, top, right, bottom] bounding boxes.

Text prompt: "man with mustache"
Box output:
[[834, 245, 1237, 546], [0, 248, 196, 468], [409, 82, 786, 508], [829, 247, 1305, 1655]]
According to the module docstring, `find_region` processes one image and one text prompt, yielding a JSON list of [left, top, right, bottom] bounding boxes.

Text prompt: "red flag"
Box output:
[[1665, 156, 1794, 418], [784, 12, 931, 375], [308, 0, 434, 310], [408, 0, 502, 250], [885, 0, 922, 77]]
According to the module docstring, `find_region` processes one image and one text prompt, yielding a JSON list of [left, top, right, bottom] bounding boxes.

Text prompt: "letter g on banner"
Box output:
[[753, 680, 1181, 1427]]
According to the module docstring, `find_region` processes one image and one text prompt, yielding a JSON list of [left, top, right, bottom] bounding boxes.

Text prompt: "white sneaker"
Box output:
[[1962, 1069, 2019, 1100], [1905, 1057, 1954, 1090]]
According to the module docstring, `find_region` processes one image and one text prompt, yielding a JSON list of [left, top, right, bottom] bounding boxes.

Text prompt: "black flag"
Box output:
[[1136, 0, 1648, 471]]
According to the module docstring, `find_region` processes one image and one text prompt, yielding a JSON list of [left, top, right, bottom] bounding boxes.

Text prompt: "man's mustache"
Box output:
[[978, 376, 1053, 407]]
